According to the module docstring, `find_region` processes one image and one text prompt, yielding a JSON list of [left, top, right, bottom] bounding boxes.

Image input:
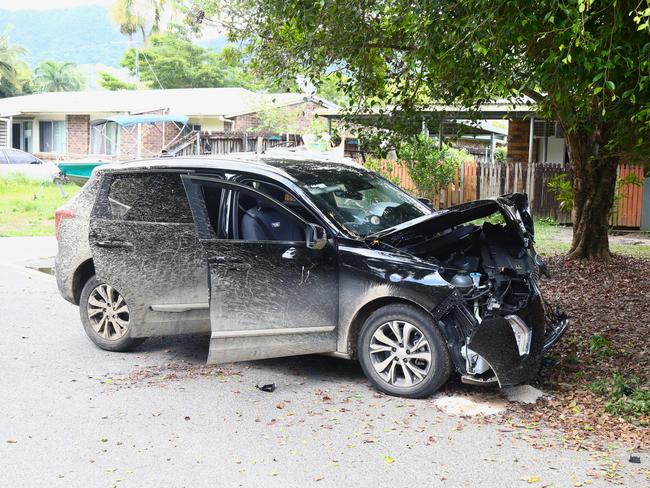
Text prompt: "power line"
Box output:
[[140, 52, 164, 89]]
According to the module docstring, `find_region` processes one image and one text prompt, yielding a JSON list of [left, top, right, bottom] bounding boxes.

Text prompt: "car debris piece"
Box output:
[[256, 383, 276, 393]]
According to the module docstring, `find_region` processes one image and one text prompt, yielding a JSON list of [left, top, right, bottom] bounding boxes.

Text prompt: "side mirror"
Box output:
[[418, 197, 434, 209], [305, 223, 327, 250]]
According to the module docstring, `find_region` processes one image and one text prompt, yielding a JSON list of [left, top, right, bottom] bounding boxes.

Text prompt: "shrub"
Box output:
[[398, 135, 472, 201]]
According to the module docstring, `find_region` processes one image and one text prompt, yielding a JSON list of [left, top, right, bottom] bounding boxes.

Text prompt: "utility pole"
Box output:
[[135, 45, 139, 79]]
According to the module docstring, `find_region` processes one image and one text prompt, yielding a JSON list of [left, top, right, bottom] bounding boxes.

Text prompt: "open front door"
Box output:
[[182, 175, 338, 363]]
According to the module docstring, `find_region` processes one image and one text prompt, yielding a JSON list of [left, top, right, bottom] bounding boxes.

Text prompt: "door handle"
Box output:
[[96, 240, 133, 249], [210, 255, 244, 265], [282, 247, 297, 260]]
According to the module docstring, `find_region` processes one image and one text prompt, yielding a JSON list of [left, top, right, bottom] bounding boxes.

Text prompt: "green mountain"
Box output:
[[0, 6, 126, 67], [0, 6, 227, 68]]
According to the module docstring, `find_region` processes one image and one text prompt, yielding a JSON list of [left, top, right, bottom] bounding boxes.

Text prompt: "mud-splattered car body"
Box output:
[[56, 155, 567, 395]]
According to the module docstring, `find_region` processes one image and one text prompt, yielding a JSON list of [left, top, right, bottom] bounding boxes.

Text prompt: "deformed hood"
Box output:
[[370, 193, 534, 248]]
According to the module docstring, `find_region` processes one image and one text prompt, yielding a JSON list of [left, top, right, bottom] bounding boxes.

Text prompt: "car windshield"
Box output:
[[278, 161, 432, 236]]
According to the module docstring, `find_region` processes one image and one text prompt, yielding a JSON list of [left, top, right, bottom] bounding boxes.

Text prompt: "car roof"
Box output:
[[99, 150, 365, 182]]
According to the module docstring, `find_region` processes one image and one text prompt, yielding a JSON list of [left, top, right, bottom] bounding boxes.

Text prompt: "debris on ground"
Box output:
[[433, 394, 507, 416], [504, 254, 650, 450], [121, 362, 239, 386], [502, 385, 546, 404], [256, 383, 277, 393]]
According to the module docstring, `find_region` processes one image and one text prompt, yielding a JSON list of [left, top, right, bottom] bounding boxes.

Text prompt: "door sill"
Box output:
[[150, 303, 209, 313], [212, 326, 335, 339]]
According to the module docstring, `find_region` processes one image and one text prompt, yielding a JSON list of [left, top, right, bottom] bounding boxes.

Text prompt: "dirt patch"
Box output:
[[552, 226, 650, 246], [97, 362, 241, 388], [504, 254, 650, 450]]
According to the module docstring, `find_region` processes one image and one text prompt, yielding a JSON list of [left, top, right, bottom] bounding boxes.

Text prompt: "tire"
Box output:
[[358, 303, 452, 398], [79, 275, 146, 352]]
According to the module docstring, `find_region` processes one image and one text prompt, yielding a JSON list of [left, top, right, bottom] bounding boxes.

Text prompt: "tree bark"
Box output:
[[563, 128, 619, 260]]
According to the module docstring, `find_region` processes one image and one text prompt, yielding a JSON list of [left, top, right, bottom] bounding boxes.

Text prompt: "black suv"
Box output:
[[55, 153, 567, 398]]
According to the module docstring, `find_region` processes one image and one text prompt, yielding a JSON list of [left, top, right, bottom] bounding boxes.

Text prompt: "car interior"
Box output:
[[235, 183, 305, 241], [198, 179, 317, 242]]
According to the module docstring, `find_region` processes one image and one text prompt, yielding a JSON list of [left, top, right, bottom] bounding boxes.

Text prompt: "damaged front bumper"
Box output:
[[441, 290, 569, 388]]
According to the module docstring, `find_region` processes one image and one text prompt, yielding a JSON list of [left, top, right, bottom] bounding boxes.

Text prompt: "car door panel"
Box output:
[[89, 172, 209, 337], [182, 175, 339, 363]]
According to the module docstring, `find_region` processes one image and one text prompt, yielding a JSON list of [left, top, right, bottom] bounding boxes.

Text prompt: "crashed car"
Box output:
[[55, 154, 567, 398]]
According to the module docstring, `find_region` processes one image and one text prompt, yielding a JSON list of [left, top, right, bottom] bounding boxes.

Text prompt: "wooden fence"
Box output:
[[172, 131, 302, 156], [371, 160, 646, 228]]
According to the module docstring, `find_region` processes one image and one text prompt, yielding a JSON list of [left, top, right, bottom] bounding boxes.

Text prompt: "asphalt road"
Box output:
[[0, 238, 647, 487]]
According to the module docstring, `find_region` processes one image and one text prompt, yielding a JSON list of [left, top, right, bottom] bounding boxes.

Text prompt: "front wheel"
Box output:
[[79, 276, 146, 352], [358, 304, 452, 398]]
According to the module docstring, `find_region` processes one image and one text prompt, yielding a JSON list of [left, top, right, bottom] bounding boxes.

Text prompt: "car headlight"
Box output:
[[505, 315, 532, 356]]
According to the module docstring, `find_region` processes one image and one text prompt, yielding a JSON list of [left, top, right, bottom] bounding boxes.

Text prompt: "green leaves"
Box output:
[[195, 0, 650, 159]]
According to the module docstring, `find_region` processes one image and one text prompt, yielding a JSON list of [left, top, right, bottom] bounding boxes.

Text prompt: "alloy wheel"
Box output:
[[369, 320, 432, 387], [87, 284, 130, 341]]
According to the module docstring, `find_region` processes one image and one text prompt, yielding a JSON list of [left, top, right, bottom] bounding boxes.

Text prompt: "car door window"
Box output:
[[104, 173, 193, 223], [235, 191, 305, 242], [233, 181, 309, 242], [5, 149, 35, 164], [185, 178, 308, 243]]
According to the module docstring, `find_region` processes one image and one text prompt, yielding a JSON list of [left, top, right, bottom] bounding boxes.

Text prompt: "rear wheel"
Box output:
[[358, 303, 452, 398], [79, 276, 146, 352]]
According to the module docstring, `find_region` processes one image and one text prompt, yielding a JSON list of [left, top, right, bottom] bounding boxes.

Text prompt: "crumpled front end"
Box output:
[[465, 287, 568, 387], [373, 192, 568, 387], [433, 266, 568, 387]]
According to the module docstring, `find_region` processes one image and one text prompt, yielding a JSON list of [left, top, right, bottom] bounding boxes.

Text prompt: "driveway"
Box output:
[[0, 237, 646, 487]]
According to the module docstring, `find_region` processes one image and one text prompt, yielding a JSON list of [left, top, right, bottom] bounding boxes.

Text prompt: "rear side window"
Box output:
[[106, 173, 193, 223], [5, 149, 36, 164]]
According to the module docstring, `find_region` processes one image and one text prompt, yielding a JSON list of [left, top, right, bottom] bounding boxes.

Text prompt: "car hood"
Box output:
[[369, 193, 534, 248]]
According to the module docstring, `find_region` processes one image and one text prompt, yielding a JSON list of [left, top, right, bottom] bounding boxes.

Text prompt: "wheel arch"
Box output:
[[72, 258, 95, 305], [343, 296, 437, 359]]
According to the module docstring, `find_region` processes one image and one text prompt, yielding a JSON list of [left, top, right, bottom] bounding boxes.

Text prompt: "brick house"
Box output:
[[0, 88, 338, 160]]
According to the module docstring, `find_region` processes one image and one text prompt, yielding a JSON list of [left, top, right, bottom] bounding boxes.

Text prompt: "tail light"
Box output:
[[55, 209, 75, 240]]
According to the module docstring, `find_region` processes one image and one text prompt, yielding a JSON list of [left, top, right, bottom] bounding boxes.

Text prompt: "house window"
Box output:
[[12, 121, 33, 152], [39, 120, 65, 153], [90, 121, 120, 155]]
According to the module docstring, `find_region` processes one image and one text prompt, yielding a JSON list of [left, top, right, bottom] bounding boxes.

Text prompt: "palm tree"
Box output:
[[109, 0, 172, 45], [110, 0, 144, 43], [34, 61, 85, 92], [0, 32, 27, 96]]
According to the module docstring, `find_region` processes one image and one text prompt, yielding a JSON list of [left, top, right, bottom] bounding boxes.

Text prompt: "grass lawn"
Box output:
[[534, 219, 650, 258], [0, 175, 80, 237]]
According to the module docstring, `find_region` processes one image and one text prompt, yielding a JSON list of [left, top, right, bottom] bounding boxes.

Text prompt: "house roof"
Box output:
[[0, 88, 340, 119], [317, 98, 537, 120]]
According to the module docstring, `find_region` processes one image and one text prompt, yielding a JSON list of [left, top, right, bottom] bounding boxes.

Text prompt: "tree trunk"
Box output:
[[563, 128, 619, 260]]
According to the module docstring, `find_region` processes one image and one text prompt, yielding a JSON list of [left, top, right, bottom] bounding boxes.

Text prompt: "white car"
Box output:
[[0, 148, 61, 181]]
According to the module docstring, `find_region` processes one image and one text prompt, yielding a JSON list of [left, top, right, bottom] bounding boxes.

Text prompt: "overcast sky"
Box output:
[[0, 0, 112, 10]]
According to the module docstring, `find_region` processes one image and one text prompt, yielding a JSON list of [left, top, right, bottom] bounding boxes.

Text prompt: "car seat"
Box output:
[[240, 185, 304, 241]]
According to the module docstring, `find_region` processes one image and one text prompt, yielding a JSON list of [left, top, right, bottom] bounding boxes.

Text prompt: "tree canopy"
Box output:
[[187, 0, 650, 259], [119, 33, 296, 90]]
